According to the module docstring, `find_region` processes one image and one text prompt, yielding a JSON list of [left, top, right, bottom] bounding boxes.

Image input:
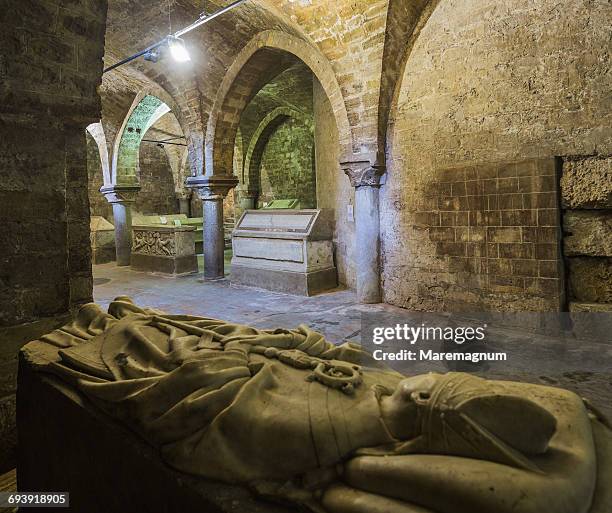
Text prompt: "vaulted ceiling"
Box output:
[[100, 0, 435, 171]]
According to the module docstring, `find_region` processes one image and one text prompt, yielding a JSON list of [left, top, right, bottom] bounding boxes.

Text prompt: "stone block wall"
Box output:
[[561, 156, 612, 311], [258, 118, 316, 209], [314, 79, 355, 288], [383, 159, 564, 311], [134, 143, 178, 216], [0, 0, 107, 470], [383, 0, 611, 312]]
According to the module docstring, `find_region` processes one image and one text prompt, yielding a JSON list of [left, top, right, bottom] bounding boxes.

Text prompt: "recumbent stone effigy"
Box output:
[[19, 298, 612, 513]]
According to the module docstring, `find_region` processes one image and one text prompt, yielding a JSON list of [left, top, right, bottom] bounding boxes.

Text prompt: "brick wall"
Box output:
[[392, 159, 564, 312], [382, 0, 611, 312], [0, 0, 107, 469]]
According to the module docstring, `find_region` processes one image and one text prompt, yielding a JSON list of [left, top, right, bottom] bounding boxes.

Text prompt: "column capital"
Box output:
[[340, 160, 386, 188], [186, 175, 239, 201], [175, 190, 193, 201], [100, 185, 141, 204]]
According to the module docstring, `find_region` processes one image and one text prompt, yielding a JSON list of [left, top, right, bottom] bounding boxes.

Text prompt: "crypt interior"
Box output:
[[0, 0, 611, 510]]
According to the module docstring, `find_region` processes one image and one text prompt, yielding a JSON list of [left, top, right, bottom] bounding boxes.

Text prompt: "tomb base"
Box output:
[[231, 264, 337, 296], [131, 225, 198, 276], [90, 216, 115, 264], [131, 253, 198, 275], [17, 356, 292, 513]]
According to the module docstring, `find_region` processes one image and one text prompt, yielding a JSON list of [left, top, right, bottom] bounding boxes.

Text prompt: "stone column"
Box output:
[[177, 192, 192, 217], [341, 161, 385, 304], [101, 185, 140, 267], [186, 175, 238, 279]]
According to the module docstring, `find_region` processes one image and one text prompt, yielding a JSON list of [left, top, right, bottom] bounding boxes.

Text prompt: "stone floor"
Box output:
[[92, 263, 612, 419], [93, 262, 397, 345]]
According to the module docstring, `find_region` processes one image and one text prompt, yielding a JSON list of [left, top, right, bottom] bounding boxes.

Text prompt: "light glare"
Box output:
[[168, 37, 191, 62]]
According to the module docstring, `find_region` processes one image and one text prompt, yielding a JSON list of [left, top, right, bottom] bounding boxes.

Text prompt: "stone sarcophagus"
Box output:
[[131, 224, 198, 275], [231, 209, 337, 295], [90, 216, 115, 264]]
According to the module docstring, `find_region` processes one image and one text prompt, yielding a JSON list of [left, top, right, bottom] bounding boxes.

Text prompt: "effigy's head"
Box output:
[[379, 373, 445, 439], [381, 372, 558, 467]]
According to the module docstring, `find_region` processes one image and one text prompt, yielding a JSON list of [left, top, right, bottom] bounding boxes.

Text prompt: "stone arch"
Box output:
[[233, 127, 244, 181], [110, 85, 192, 186], [111, 94, 168, 185], [385, 0, 442, 167], [204, 30, 352, 178], [378, 0, 437, 166], [86, 122, 111, 185], [174, 146, 191, 198], [243, 106, 312, 191]]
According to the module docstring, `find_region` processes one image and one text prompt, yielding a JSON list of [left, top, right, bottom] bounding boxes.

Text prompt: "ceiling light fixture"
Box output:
[[167, 36, 191, 62], [104, 0, 248, 74]]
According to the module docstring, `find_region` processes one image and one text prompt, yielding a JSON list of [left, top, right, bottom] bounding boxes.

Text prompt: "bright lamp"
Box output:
[[167, 36, 191, 62]]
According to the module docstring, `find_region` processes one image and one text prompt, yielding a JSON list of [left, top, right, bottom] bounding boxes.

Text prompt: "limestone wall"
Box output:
[[134, 144, 178, 216], [382, 0, 611, 311], [314, 79, 356, 288], [0, 0, 107, 469], [561, 155, 612, 311], [258, 119, 316, 209]]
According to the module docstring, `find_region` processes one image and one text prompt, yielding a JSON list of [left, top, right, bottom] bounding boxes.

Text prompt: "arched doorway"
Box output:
[[197, 31, 356, 284], [96, 93, 191, 265]]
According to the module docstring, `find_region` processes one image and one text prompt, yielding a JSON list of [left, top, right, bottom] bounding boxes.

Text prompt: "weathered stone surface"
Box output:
[[381, 0, 611, 312], [382, 158, 564, 312], [0, 0, 106, 470], [238, 64, 316, 210], [564, 211, 612, 257], [314, 79, 355, 289], [87, 132, 112, 220], [568, 258, 612, 303], [131, 225, 198, 275], [231, 210, 337, 295], [561, 157, 612, 209], [90, 216, 115, 264]]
